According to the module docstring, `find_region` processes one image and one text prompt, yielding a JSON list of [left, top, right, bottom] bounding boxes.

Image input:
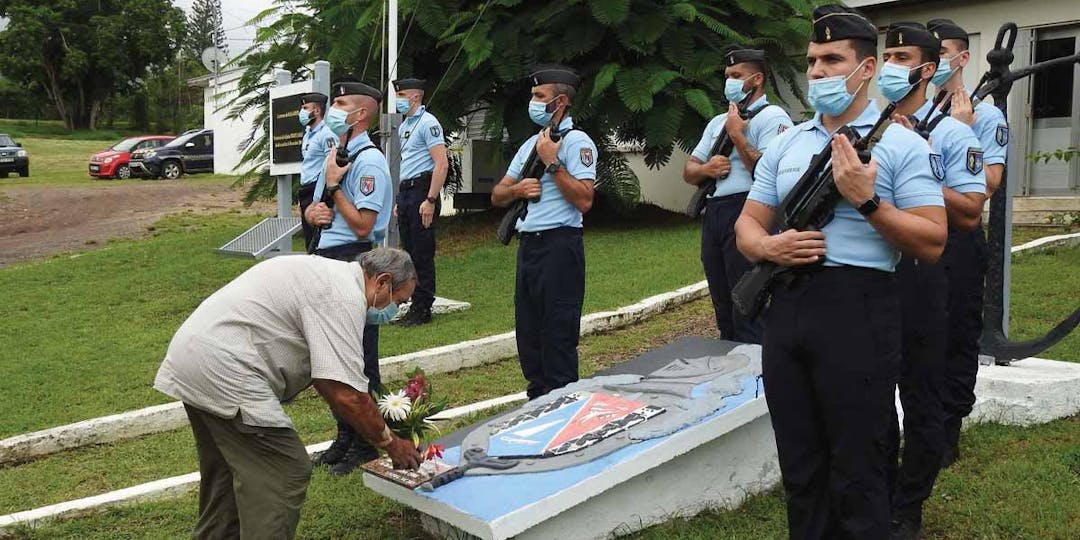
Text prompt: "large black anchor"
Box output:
[[974, 23, 1080, 364]]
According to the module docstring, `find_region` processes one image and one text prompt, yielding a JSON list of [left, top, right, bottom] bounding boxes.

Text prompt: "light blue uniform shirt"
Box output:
[[915, 99, 986, 195], [506, 116, 598, 232], [314, 132, 393, 247], [398, 106, 445, 180], [300, 121, 337, 186], [690, 96, 794, 198], [749, 100, 945, 272], [967, 87, 1008, 167]]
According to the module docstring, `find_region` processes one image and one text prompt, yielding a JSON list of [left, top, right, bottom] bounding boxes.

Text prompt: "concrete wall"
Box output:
[[201, 69, 259, 176], [624, 149, 697, 213]]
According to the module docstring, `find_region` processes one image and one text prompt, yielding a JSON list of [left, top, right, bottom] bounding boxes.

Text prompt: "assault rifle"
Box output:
[[684, 93, 758, 218], [495, 119, 565, 245], [306, 127, 376, 254], [730, 102, 898, 320]]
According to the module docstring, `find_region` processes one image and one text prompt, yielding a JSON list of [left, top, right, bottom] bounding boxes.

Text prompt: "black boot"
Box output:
[[392, 306, 420, 326], [329, 438, 380, 476], [889, 516, 922, 540], [401, 307, 432, 327], [312, 427, 353, 467]]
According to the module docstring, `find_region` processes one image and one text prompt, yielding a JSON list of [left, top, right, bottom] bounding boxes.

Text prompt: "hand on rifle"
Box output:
[[514, 178, 542, 200], [385, 436, 422, 470], [724, 102, 748, 139], [536, 128, 562, 167], [306, 202, 333, 227], [760, 229, 827, 266], [950, 91, 976, 126], [324, 151, 350, 189], [831, 133, 878, 208], [702, 155, 732, 179]]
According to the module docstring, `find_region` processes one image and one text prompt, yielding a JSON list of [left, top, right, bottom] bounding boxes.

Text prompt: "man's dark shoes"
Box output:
[[400, 307, 432, 327], [392, 307, 420, 326], [889, 516, 922, 540], [312, 429, 353, 467], [329, 440, 379, 476]]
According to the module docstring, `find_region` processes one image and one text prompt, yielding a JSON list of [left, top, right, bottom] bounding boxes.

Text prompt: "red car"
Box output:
[[89, 136, 174, 179]]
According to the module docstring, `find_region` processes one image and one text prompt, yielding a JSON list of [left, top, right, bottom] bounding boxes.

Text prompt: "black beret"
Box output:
[[726, 47, 767, 67], [885, 22, 941, 50], [529, 65, 581, 89], [300, 93, 327, 107], [392, 78, 426, 91], [927, 18, 969, 44], [811, 4, 877, 44], [331, 80, 383, 102]]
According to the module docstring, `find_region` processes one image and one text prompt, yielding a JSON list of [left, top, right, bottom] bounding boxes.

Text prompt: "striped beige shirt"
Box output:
[[154, 255, 370, 428]]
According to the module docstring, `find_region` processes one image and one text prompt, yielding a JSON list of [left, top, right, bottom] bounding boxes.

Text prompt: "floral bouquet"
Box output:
[[376, 368, 449, 452]]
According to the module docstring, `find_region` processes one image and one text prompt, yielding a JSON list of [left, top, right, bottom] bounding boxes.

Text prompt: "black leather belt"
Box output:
[[400, 171, 433, 191]]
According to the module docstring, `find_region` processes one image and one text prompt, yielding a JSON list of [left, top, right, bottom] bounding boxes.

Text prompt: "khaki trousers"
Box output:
[[184, 404, 313, 540]]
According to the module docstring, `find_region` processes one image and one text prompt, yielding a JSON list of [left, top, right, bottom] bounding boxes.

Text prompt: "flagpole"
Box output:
[[386, 0, 398, 115]]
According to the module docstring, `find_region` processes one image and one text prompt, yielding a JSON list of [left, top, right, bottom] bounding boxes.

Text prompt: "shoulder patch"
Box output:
[[966, 148, 984, 175], [430, 125, 441, 138], [929, 153, 946, 182], [995, 124, 1009, 146], [580, 147, 594, 168], [360, 175, 375, 196]]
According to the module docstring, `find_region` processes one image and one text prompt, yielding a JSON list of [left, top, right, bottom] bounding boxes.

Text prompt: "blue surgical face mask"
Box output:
[[298, 108, 312, 127], [877, 61, 929, 103], [395, 98, 411, 114], [932, 55, 955, 86], [528, 97, 560, 126], [724, 78, 750, 103], [807, 59, 870, 116], [366, 278, 399, 325], [325, 106, 359, 137]]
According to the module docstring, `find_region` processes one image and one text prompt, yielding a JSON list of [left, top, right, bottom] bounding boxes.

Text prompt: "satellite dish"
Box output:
[[201, 47, 230, 73]]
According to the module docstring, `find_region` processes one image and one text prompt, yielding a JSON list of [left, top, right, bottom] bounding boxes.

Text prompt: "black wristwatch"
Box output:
[[545, 160, 562, 175], [856, 193, 881, 216], [326, 184, 341, 198], [425, 196, 438, 205]]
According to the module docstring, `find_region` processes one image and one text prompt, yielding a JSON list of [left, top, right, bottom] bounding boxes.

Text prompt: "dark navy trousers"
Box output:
[[397, 173, 437, 311], [701, 193, 761, 343], [887, 256, 949, 520], [761, 267, 901, 540], [515, 227, 585, 400], [940, 227, 988, 450]]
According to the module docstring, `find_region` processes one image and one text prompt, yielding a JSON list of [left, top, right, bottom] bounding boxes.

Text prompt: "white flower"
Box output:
[[378, 390, 412, 422]]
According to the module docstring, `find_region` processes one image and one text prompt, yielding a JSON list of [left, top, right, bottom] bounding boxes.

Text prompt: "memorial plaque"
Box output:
[[362, 457, 455, 490]]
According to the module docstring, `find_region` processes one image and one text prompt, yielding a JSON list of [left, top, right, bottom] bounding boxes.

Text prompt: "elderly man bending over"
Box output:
[[154, 248, 422, 540]]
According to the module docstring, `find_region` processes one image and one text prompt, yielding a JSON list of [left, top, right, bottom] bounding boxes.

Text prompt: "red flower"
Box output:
[[405, 380, 426, 400], [424, 444, 444, 460]]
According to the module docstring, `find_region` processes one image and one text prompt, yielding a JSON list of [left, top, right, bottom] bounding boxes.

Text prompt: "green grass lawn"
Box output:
[[7, 294, 1080, 539], [0, 209, 703, 437], [0, 119, 143, 142]]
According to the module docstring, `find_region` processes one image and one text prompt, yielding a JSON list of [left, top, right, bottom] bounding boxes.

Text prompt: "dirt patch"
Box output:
[[0, 182, 274, 267]]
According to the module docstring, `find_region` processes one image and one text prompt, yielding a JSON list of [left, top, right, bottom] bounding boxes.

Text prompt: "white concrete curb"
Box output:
[[0, 283, 707, 465], [1011, 231, 1080, 255], [0, 392, 528, 531]]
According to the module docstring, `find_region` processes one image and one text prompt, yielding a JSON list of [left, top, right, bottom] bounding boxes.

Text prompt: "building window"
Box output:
[[1031, 37, 1075, 120]]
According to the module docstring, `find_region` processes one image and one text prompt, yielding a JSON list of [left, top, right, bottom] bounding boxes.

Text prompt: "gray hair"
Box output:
[[357, 248, 416, 288]]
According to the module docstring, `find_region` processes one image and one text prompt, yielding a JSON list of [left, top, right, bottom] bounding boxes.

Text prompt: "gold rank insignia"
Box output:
[[898, 32, 904, 45], [825, 26, 831, 40]]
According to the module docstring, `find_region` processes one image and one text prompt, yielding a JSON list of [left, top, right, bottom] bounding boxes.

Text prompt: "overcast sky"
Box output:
[[172, 0, 279, 56]]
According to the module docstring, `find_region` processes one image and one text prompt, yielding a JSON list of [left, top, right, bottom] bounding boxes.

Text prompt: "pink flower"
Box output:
[[405, 380, 425, 400], [424, 444, 444, 461]]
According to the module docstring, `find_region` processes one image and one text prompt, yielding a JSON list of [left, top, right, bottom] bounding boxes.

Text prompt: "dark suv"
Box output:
[[130, 129, 214, 179], [0, 134, 29, 177]]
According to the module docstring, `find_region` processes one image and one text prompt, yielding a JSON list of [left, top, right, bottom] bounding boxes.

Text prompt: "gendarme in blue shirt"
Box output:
[[398, 106, 445, 180], [505, 116, 598, 233], [300, 121, 337, 186], [966, 86, 1008, 167], [749, 100, 945, 272], [314, 132, 393, 247], [690, 95, 794, 198], [915, 99, 986, 196]]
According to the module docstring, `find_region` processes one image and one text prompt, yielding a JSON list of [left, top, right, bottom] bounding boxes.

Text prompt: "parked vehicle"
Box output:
[[129, 129, 214, 180], [89, 136, 174, 179], [0, 134, 29, 177]]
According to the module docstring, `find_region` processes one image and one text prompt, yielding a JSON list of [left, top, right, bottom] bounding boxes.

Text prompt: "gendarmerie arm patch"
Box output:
[[580, 147, 594, 167], [360, 175, 375, 195], [929, 153, 945, 182], [995, 124, 1009, 146], [966, 148, 984, 175], [430, 125, 441, 138]]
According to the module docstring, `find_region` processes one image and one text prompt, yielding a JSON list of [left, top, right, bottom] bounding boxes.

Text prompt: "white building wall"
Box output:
[[624, 149, 697, 212], [202, 69, 260, 176]]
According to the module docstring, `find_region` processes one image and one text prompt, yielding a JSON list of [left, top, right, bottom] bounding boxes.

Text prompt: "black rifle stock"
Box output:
[[731, 103, 897, 320], [685, 94, 757, 218], [496, 123, 564, 245]]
